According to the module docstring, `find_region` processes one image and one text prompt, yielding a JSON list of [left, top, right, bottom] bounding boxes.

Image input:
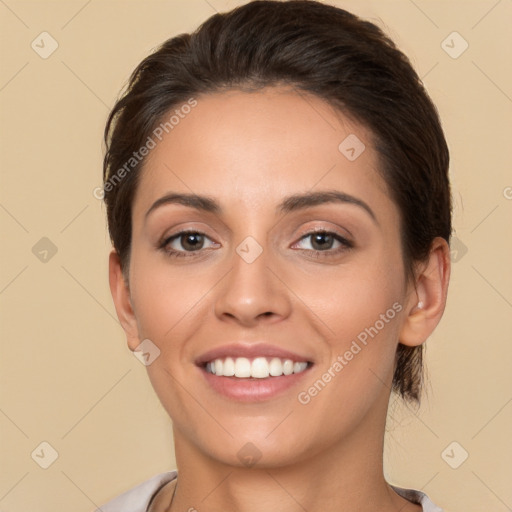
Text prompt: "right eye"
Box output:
[[160, 231, 219, 258]]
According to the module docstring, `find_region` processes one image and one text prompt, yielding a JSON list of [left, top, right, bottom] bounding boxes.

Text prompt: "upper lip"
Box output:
[[195, 343, 313, 366]]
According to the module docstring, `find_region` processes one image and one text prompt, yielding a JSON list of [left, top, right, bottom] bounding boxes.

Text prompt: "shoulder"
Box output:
[[390, 484, 444, 512], [94, 471, 178, 512]]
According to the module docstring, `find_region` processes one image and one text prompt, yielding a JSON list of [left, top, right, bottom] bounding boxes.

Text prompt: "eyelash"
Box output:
[[158, 229, 353, 259]]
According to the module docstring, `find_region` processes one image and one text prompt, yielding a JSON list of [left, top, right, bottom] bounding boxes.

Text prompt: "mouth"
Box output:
[[203, 356, 312, 378], [195, 345, 314, 402]]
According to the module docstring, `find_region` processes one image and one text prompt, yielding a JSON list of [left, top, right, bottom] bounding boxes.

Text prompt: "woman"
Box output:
[[99, 1, 451, 510]]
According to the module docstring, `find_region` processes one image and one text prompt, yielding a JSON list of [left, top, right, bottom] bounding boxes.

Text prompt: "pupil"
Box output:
[[183, 233, 203, 250], [312, 233, 332, 250]]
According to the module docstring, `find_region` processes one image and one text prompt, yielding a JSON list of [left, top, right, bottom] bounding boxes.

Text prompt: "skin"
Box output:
[[109, 86, 450, 512]]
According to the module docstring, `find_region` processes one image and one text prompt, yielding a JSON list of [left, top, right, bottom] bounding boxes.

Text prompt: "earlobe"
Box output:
[[108, 249, 141, 351], [399, 237, 451, 347]]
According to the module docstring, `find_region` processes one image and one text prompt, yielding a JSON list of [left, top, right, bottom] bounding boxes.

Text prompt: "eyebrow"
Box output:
[[145, 190, 377, 223], [278, 190, 376, 223]]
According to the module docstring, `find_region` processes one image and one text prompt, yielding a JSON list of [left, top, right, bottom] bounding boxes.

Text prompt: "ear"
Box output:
[[108, 249, 141, 351], [399, 237, 451, 347]]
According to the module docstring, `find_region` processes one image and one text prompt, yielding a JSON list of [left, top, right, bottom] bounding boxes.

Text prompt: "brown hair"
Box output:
[[102, 0, 451, 404]]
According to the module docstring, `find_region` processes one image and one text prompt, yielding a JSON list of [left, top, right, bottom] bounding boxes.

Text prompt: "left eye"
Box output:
[[294, 231, 350, 251]]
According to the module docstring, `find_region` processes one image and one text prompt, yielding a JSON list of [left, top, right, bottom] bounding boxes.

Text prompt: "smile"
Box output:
[[196, 343, 314, 401], [205, 356, 310, 378]]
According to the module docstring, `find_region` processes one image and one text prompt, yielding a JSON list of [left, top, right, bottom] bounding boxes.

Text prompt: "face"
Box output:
[[116, 87, 421, 468]]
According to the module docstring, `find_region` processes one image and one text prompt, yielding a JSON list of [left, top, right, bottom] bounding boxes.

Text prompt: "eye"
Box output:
[[160, 230, 219, 257], [293, 230, 353, 253]]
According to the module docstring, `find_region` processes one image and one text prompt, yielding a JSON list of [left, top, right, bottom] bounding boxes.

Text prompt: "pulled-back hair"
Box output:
[[103, 0, 451, 404]]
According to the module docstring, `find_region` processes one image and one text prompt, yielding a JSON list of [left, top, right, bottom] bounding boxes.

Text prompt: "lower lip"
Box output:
[[199, 366, 313, 402]]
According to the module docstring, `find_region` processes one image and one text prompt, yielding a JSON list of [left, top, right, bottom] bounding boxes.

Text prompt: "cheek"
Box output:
[[129, 249, 217, 345], [128, 257, 219, 425], [294, 277, 403, 436], [323, 275, 403, 352], [296, 246, 404, 344], [293, 249, 404, 393]]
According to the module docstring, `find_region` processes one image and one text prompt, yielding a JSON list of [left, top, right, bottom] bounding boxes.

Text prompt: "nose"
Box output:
[[213, 241, 292, 327]]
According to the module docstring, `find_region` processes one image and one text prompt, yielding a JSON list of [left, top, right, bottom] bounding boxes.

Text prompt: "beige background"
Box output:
[[0, 0, 511, 511]]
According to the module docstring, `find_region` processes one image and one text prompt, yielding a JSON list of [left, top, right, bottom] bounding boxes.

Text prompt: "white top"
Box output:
[[95, 471, 444, 512]]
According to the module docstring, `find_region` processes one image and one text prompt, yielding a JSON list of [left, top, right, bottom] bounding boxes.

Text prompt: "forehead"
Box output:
[[132, 87, 392, 219]]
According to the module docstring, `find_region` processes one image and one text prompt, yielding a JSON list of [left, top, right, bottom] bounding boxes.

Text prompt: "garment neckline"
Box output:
[[146, 472, 438, 511]]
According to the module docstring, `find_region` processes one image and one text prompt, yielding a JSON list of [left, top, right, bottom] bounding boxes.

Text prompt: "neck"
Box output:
[[167, 394, 420, 512]]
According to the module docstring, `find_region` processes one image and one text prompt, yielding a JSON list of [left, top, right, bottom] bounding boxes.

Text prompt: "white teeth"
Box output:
[[223, 357, 235, 376], [251, 357, 270, 378], [283, 359, 294, 375], [234, 357, 251, 378], [293, 362, 308, 373], [269, 357, 283, 376], [205, 356, 309, 378]]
